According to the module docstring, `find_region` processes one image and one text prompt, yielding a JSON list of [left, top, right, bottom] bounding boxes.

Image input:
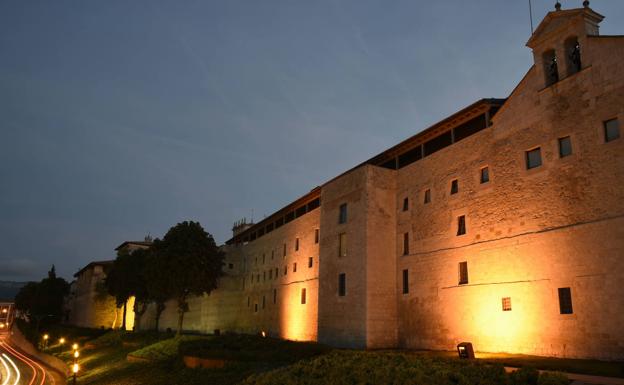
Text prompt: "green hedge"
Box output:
[[241, 351, 569, 385]]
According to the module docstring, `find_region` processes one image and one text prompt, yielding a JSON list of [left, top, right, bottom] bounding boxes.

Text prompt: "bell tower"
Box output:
[[526, 2, 604, 88]]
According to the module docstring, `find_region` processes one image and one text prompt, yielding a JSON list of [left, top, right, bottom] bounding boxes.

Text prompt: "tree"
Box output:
[[105, 250, 134, 330], [155, 221, 224, 336], [128, 248, 150, 331], [14, 266, 69, 332], [106, 247, 153, 331], [143, 240, 170, 332]]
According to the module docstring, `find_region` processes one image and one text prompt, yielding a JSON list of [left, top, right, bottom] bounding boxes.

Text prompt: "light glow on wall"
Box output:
[[278, 283, 317, 342]]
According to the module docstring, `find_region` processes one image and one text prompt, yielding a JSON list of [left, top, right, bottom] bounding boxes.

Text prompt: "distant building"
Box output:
[[122, 5, 623, 360], [66, 239, 152, 329]]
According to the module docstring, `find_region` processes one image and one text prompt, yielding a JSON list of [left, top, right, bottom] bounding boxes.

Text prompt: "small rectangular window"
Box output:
[[301, 288, 307, 304], [271, 250, 274, 259], [269, 269, 272, 279], [457, 215, 466, 236], [604, 119, 620, 142], [402, 269, 409, 294], [558, 287, 573, 314], [273, 288, 277, 304], [228, 263, 234, 269], [295, 238, 299, 251], [458, 261, 468, 285], [339, 233, 347, 257], [283, 243, 286, 257], [450, 179, 459, 195], [403, 197, 409, 211], [338, 273, 346, 296], [315, 229, 319, 244], [263, 271, 265, 281], [526, 147, 542, 169], [403, 232, 409, 255], [247, 297, 250, 307], [480, 167, 489, 184], [424, 189, 431, 204], [502, 297, 511, 311], [339, 203, 348, 224], [262, 295, 266, 309], [308, 257, 313, 268], [293, 262, 297, 273], [254, 303, 258, 312], [558, 136, 572, 157], [275, 267, 278, 277]]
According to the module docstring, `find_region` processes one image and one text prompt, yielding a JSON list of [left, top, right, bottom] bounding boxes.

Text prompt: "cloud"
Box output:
[[0, 258, 39, 281]]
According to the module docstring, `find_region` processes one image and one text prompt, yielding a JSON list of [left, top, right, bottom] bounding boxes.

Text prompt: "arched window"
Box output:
[[543, 49, 559, 86], [565, 37, 581, 74]]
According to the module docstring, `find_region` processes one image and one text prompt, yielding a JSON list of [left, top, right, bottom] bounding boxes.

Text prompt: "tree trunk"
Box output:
[[134, 301, 147, 332], [155, 302, 165, 332], [176, 296, 188, 337], [121, 301, 127, 331]]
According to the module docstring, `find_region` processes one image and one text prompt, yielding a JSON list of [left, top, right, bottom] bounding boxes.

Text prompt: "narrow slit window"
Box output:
[[604, 119, 620, 142], [526, 147, 542, 169], [403, 197, 409, 211], [459, 262, 468, 285], [262, 295, 266, 309], [283, 243, 287, 257], [301, 288, 306, 304], [480, 167, 489, 184], [558, 287, 573, 314], [559, 136, 572, 157], [339, 203, 348, 224], [424, 189, 431, 204], [293, 262, 297, 273], [502, 297, 512, 311], [314, 229, 319, 244], [295, 238, 299, 251], [273, 289, 277, 304], [450, 179, 459, 195], [402, 269, 409, 294], [339, 233, 347, 257], [403, 232, 409, 255], [338, 273, 346, 296], [308, 257, 313, 268], [457, 215, 466, 236]]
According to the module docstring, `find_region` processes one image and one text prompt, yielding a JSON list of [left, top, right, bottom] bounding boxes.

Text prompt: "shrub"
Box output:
[[242, 351, 570, 385]]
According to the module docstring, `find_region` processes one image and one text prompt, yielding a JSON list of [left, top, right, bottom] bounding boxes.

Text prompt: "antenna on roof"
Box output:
[[529, 0, 534, 34]]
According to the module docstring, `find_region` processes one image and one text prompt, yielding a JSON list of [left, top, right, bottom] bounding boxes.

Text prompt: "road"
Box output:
[[0, 335, 55, 385]]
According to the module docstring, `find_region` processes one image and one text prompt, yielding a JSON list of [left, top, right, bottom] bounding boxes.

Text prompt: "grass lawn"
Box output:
[[17, 323, 623, 385]]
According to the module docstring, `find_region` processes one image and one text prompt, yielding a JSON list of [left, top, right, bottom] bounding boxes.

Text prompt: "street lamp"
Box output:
[[73, 350, 79, 359], [59, 337, 66, 345], [72, 343, 78, 351], [72, 363, 79, 385], [42, 334, 49, 350]]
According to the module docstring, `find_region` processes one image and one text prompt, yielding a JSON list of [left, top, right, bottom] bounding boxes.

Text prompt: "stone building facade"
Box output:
[[66, 241, 152, 329], [125, 6, 623, 360]]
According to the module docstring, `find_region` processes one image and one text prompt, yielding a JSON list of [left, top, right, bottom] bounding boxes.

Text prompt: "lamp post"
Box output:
[[72, 363, 79, 385], [42, 334, 49, 350]]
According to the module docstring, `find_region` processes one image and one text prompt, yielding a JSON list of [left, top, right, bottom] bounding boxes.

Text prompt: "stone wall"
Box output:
[[395, 18, 624, 359]]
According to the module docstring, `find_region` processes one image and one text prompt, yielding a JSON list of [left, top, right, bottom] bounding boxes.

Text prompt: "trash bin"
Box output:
[[457, 342, 475, 359]]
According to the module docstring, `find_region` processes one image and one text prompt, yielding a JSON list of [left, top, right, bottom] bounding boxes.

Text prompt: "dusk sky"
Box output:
[[1, 0, 623, 282]]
